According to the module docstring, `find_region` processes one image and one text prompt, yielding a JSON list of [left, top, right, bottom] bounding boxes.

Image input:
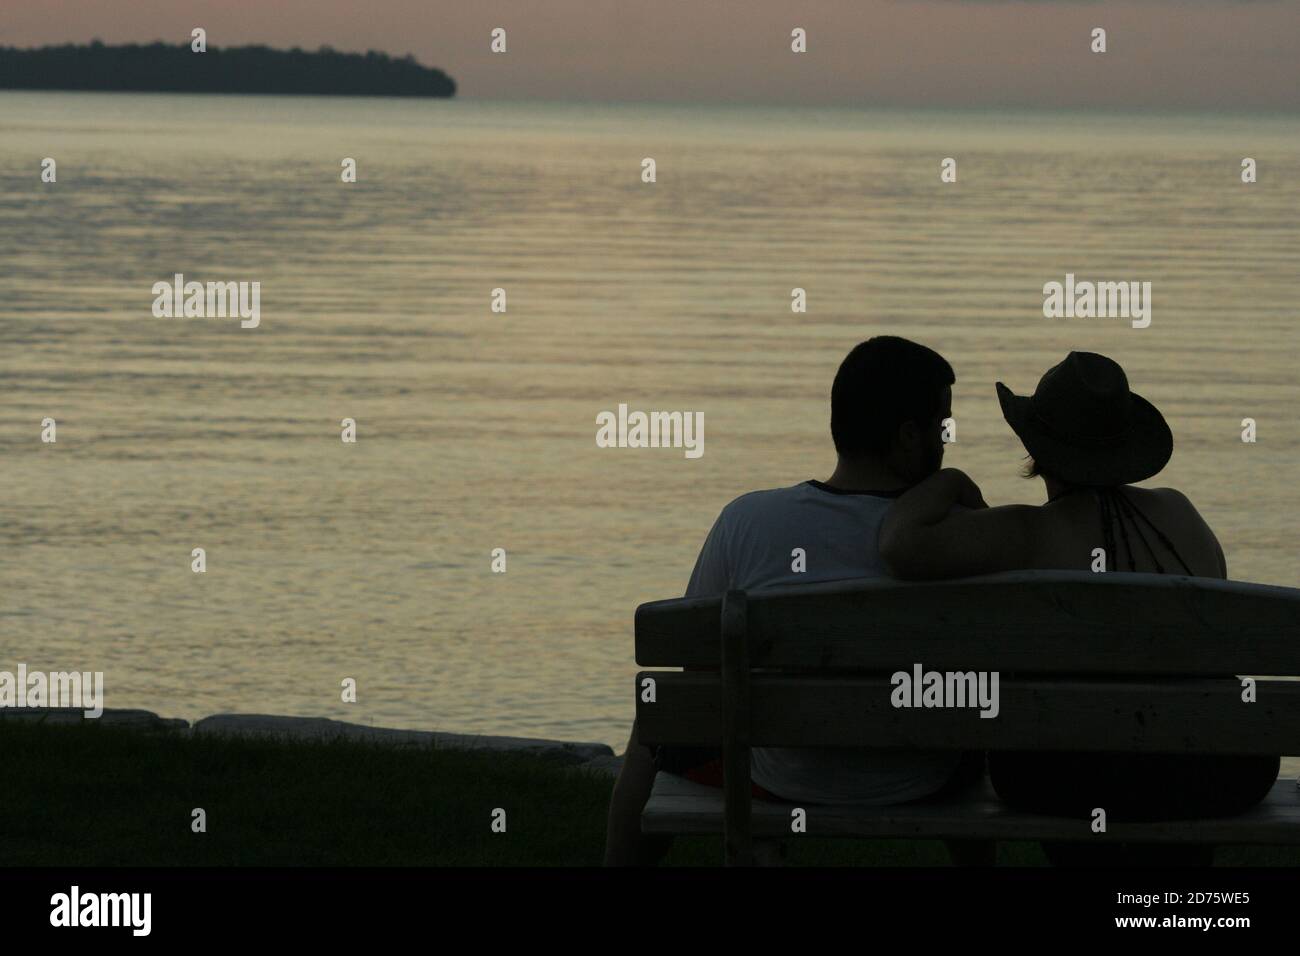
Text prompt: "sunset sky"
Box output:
[[4, 0, 1298, 111]]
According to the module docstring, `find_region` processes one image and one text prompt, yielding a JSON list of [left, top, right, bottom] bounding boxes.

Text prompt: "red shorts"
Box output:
[[682, 756, 779, 801]]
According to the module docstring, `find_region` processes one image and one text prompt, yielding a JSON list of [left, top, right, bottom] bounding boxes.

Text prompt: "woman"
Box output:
[[879, 351, 1279, 865]]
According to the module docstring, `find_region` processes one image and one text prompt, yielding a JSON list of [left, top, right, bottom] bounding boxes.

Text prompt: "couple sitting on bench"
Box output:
[[604, 335, 1280, 866]]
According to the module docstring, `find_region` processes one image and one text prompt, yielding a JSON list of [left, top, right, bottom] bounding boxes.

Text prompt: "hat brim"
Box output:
[[996, 381, 1173, 486]]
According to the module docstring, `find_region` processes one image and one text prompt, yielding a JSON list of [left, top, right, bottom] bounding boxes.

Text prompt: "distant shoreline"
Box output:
[[0, 41, 456, 98]]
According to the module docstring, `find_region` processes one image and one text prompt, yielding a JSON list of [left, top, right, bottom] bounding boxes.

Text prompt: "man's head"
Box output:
[[830, 336, 954, 484]]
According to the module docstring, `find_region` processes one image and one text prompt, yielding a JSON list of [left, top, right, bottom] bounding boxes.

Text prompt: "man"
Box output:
[[603, 336, 980, 866]]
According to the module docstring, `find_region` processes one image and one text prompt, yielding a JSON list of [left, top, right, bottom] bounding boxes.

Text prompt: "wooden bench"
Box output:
[[634, 570, 1300, 865]]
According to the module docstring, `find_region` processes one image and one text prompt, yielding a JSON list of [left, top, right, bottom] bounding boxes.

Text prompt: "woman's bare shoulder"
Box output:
[[1131, 485, 1198, 512], [1130, 486, 1227, 577]]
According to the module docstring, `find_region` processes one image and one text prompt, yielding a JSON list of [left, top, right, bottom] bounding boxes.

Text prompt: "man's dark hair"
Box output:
[[830, 336, 955, 457]]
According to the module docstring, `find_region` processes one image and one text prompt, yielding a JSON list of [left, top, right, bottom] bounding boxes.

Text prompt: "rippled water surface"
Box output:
[[1, 94, 1296, 751]]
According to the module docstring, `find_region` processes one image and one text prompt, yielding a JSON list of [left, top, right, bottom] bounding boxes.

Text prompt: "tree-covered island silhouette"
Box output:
[[0, 41, 456, 97]]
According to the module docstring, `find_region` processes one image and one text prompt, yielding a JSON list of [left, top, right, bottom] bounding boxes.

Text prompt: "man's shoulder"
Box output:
[[716, 483, 813, 521]]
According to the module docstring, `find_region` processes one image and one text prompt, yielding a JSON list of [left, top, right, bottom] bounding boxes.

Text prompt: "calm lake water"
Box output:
[[0, 93, 1297, 755]]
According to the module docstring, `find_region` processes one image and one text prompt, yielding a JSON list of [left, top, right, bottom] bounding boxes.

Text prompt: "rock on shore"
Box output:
[[0, 707, 188, 731], [1, 707, 620, 770], [192, 713, 613, 765]]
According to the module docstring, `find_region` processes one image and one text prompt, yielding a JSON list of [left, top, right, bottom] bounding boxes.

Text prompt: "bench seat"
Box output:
[[643, 772, 1300, 845], [635, 575, 1300, 863]]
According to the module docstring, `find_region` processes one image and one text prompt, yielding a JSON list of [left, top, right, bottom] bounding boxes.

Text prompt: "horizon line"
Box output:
[[3, 88, 1298, 119]]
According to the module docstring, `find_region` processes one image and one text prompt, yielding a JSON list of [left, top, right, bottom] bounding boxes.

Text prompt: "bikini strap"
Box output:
[[1112, 491, 1166, 574], [1114, 489, 1197, 576], [1097, 488, 1139, 572]]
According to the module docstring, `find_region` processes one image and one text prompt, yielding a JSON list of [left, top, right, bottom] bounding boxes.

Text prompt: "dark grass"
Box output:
[[0, 722, 609, 866], [1, 722, 1295, 866]]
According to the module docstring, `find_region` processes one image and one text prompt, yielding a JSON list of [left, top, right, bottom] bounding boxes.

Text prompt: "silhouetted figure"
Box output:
[[604, 336, 987, 866], [881, 351, 1280, 866]]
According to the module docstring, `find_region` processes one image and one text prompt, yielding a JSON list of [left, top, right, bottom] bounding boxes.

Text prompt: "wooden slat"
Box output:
[[636, 592, 718, 654], [721, 590, 752, 866], [635, 571, 1300, 676], [635, 672, 1300, 755], [642, 774, 1300, 845]]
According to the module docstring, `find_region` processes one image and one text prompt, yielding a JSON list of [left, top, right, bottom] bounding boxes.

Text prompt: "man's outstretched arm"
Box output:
[[880, 468, 1037, 579]]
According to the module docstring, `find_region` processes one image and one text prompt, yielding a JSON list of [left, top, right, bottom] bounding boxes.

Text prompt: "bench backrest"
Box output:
[[634, 571, 1300, 756]]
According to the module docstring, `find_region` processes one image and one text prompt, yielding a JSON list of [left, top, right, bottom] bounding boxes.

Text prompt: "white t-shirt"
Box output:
[[685, 479, 963, 805]]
